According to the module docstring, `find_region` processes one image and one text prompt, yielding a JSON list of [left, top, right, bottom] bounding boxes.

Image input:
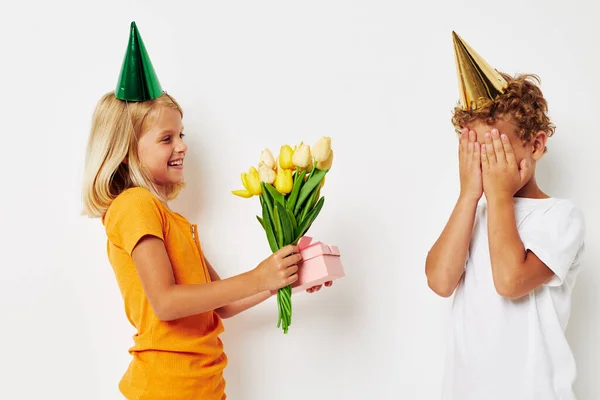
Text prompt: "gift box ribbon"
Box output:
[[298, 236, 340, 261]]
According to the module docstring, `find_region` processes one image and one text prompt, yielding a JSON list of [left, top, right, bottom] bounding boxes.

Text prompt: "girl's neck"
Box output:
[[153, 185, 171, 208]]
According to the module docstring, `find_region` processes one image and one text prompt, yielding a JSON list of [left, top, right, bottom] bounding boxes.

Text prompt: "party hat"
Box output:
[[115, 21, 163, 101], [452, 31, 507, 110]]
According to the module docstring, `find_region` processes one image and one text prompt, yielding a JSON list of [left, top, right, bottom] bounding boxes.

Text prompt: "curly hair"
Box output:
[[451, 73, 556, 151]]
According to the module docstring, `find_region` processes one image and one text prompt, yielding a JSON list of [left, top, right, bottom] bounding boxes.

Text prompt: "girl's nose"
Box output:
[[176, 140, 188, 154]]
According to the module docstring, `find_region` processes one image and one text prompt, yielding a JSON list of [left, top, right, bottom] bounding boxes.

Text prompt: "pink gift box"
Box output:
[[291, 236, 345, 294]]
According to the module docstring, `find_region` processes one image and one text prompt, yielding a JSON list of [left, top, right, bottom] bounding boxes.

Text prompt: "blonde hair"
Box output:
[[81, 92, 185, 218]]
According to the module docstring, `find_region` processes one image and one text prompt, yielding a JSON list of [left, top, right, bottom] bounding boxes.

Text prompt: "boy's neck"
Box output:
[[514, 176, 549, 199]]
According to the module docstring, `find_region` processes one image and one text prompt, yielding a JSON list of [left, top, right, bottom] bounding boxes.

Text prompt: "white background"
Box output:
[[1, 1, 598, 399]]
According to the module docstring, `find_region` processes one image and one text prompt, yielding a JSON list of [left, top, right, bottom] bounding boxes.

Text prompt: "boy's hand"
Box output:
[[307, 281, 333, 293], [458, 127, 483, 201], [481, 129, 532, 201]]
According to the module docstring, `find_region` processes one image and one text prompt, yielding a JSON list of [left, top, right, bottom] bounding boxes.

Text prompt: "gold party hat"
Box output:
[[453, 31, 507, 110]]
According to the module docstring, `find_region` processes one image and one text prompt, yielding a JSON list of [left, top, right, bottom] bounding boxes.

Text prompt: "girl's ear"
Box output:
[[531, 131, 548, 160]]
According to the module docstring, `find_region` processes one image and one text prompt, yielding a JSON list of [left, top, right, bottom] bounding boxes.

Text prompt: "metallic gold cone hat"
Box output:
[[115, 21, 163, 101], [453, 31, 507, 110]]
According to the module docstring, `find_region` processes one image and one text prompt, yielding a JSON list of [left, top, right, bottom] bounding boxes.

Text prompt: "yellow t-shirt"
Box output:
[[102, 187, 228, 400]]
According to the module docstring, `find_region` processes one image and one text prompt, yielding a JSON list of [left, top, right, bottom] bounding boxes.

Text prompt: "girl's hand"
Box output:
[[458, 127, 483, 202], [254, 245, 301, 292], [307, 281, 333, 293]]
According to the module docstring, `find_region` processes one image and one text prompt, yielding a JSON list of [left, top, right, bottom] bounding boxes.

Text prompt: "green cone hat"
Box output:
[[115, 21, 163, 101]]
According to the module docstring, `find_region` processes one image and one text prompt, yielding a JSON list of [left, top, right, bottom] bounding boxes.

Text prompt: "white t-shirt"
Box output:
[[442, 197, 586, 400]]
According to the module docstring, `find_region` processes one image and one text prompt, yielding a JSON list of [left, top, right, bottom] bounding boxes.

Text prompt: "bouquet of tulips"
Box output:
[[232, 137, 334, 334]]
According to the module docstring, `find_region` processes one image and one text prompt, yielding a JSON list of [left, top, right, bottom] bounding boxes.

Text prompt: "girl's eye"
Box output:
[[179, 133, 185, 139], [161, 137, 171, 142]]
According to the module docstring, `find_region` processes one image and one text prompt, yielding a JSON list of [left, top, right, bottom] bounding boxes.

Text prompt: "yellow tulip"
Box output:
[[233, 167, 262, 198], [244, 167, 262, 195], [306, 160, 313, 173], [311, 136, 332, 162], [278, 145, 294, 169], [292, 142, 311, 169], [275, 168, 293, 194], [316, 149, 334, 170], [258, 163, 276, 184], [260, 149, 276, 169], [232, 189, 252, 198], [303, 161, 314, 181]]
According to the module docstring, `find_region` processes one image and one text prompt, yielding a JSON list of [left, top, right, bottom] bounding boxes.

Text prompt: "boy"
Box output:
[[426, 32, 586, 400]]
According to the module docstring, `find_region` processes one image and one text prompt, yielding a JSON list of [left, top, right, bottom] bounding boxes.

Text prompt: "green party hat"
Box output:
[[115, 21, 163, 101]]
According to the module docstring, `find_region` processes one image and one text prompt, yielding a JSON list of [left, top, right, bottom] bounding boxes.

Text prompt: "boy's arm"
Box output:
[[426, 128, 482, 298], [481, 130, 554, 299], [425, 196, 478, 297], [486, 198, 554, 299]]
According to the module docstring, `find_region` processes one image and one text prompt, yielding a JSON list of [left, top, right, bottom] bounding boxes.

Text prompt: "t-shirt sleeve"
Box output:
[[519, 200, 585, 287], [104, 188, 166, 255]]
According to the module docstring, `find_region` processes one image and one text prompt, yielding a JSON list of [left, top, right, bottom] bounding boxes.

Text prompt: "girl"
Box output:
[[81, 22, 328, 400]]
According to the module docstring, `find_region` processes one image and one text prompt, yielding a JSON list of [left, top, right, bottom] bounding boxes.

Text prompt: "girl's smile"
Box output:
[[137, 105, 187, 189]]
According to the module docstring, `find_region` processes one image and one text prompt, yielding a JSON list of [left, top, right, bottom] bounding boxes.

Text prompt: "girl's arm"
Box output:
[[131, 235, 300, 321], [205, 257, 273, 319], [205, 257, 333, 318]]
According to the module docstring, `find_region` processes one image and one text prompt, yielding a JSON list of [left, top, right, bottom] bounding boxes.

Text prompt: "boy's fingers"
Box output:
[[501, 134, 517, 166], [485, 134, 497, 164], [459, 129, 468, 154], [465, 130, 475, 157], [481, 144, 489, 169], [467, 140, 474, 160], [519, 159, 531, 184], [473, 142, 481, 166], [491, 130, 506, 164], [468, 130, 476, 143]]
